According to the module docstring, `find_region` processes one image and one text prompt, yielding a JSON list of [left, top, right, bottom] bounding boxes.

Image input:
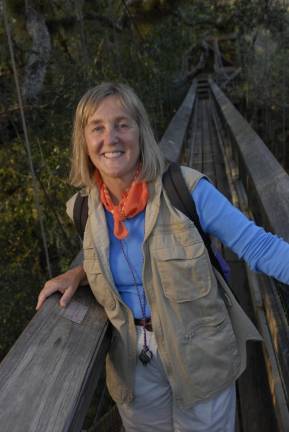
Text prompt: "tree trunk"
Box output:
[[22, 5, 51, 102]]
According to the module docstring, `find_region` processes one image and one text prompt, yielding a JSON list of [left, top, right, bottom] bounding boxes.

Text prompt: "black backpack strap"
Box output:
[[73, 192, 88, 240], [162, 162, 225, 279]]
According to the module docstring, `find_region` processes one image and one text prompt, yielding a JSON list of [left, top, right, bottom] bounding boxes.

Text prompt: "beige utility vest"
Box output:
[[66, 166, 261, 407]]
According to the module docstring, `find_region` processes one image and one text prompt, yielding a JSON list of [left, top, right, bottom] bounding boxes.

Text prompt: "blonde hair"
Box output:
[[70, 82, 165, 188]]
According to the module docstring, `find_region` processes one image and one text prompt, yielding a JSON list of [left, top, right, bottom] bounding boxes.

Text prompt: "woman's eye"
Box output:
[[119, 123, 128, 129], [93, 126, 104, 132]]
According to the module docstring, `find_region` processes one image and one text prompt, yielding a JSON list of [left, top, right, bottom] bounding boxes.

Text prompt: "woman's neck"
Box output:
[[102, 176, 133, 204]]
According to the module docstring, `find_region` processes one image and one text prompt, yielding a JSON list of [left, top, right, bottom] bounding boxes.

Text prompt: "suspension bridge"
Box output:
[[0, 38, 289, 432]]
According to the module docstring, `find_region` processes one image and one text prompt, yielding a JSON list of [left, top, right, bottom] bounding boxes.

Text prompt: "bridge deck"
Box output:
[[1, 77, 289, 432], [180, 78, 278, 431]]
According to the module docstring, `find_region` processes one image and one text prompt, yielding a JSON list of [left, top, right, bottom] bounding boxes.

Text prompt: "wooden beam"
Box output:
[[0, 286, 110, 432], [209, 79, 289, 429], [159, 80, 197, 162], [246, 271, 289, 432], [209, 79, 289, 240]]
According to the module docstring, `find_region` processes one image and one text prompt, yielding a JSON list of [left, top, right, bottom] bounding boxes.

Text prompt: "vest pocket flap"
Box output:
[[153, 244, 211, 302], [83, 246, 97, 259], [153, 242, 205, 261]]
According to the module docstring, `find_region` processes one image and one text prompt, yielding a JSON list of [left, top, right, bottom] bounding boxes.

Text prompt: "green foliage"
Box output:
[[230, 1, 289, 170], [1, 0, 289, 362], [0, 0, 194, 360]]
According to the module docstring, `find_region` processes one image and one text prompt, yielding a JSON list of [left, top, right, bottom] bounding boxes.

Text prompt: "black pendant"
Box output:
[[139, 347, 153, 365]]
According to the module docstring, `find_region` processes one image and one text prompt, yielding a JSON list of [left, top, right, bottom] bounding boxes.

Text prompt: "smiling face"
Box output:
[[84, 95, 140, 188]]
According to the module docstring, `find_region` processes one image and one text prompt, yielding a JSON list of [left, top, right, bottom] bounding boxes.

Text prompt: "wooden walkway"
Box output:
[[180, 77, 279, 431], [1, 77, 289, 431], [161, 76, 289, 432]]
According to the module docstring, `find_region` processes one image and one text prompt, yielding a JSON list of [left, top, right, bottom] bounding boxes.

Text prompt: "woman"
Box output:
[[36, 82, 289, 432]]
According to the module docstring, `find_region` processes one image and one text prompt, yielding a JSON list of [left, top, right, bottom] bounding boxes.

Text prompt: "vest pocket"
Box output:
[[153, 243, 212, 302]]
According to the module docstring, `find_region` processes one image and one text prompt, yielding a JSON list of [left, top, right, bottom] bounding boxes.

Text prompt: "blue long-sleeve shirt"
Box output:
[[105, 178, 289, 318]]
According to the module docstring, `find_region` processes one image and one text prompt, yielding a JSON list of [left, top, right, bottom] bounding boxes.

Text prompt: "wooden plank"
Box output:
[[228, 256, 279, 432], [188, 95, 203, 171], [188, 97, 202, 170], [246, 271, 289, 432], [203, 92, 286, 431], [0, 286, 110, 432], [208, 101, 231, 198], [159, 80, 197, 162], [180, 97, 198, 166], [183, 84, 280, 429], [201, 99, 216, 181], [209, 102, 238, 201], [209, 79, 289, 240], [210, 79, 289, 429]]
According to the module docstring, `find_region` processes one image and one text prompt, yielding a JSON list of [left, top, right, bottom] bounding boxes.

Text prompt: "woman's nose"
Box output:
[[105, 127, 118, 144]]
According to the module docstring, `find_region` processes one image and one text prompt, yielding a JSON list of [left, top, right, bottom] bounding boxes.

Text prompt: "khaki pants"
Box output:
[[117, 326, 236, 432]]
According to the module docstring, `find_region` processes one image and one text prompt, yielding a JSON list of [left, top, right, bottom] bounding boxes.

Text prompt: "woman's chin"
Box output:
[[98, 162, 138, 183]]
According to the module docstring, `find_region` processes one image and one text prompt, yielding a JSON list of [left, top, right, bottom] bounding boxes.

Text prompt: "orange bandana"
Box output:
[[95, 170, 149, 239]]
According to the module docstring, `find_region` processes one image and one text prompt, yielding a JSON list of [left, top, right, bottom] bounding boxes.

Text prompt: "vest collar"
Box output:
[[144, 175, 162, 242]]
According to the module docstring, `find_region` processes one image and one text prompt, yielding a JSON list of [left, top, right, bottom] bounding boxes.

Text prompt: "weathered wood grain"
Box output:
[[201, 99, 216, 181], [209, 79, 289, 240], [0, 286, 110, 432], [159, 80, 197, 162], [2, 76, 289, 432], [210, 79, 289, 430], [182, 78, 280, 431], [247, 271, 289, 432], [229, 257, 279, 432]]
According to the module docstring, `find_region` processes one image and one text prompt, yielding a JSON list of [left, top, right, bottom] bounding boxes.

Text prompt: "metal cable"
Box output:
[[3, 0, 52, 277]]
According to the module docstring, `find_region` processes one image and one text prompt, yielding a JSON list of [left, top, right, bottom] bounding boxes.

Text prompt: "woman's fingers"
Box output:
[[36, 292, 48, 311], [36, 285, 50, 310], [36, 266, 85, 311], [59, 285, 77, 308], [36, 279, 66, 310]]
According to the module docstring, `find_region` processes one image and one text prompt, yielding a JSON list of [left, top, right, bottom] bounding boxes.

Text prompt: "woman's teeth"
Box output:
[[104, 152, 123, 159]]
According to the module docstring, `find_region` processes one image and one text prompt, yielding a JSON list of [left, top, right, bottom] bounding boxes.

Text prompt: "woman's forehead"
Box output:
[[85, 94, 135, 123]]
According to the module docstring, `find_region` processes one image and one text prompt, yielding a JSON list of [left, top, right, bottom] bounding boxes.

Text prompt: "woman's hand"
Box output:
[[36, 265, 87, 310]]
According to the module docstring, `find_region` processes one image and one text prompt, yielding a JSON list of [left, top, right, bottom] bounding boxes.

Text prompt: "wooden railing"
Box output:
[[0, 285, 111, 432], [0, 81, 197, 432], [2, 76, 289, 431], [159, 80, 197, 161], [209, 79, 289, 430]]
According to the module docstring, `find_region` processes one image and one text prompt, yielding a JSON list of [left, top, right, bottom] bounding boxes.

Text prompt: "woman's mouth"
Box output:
[[103, 151, 124, 159]]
